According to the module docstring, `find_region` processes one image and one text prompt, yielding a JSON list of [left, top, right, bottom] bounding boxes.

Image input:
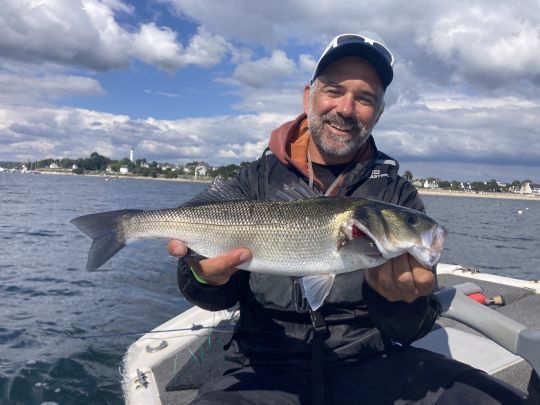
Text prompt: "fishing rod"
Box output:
[[69, 323, 236, 340]]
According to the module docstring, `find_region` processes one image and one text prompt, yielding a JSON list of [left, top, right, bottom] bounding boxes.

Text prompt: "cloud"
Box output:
[[229, 88, 304, 114], [164, 0, 305, 47], [132, 25, 230, 70], [217, 50, 312, 113], [0, 73, 105, 105], [416, 6, 540, 87], [165, 0, 540, 91], [2, 92, 539, 179], [0, 0, 130, 70], [232, 51, 297, 88], [144, 89, 182, 98], [0, 0, 232, 72], [0, 104, 292, 163], [179, 26, 232, 68], [376, 95, 540, 167]]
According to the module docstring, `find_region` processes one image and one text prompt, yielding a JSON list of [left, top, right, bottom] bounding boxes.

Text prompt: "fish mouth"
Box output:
[[346, 219, 447, 268]]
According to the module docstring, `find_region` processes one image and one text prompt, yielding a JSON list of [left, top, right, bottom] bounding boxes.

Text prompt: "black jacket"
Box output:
[[178, 117, 439, 381]]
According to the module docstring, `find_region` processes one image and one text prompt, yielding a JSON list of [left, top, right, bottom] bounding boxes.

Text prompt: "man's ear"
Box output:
[[303, 84, 311, 115]]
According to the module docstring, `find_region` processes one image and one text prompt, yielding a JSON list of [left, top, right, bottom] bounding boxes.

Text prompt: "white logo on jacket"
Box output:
[[370, 169, 390, 179]]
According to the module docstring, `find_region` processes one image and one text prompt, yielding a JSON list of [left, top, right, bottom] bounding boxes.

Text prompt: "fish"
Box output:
[[71, 179, 447, 310]]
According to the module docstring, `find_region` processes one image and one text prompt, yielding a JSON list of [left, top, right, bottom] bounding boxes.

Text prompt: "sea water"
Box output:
[[0, 173, 539, 404]]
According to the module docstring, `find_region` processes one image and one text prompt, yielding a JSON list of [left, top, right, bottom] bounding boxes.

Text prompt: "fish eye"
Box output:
[[406, 215, 418, 225]]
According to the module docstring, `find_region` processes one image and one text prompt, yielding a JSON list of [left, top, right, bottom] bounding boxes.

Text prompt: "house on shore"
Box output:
[[423, 179, 439, 189], [518, 182, 540, 194]]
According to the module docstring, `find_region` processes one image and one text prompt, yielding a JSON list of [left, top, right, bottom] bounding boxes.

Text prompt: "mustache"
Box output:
[[322, 113, 360, 130]]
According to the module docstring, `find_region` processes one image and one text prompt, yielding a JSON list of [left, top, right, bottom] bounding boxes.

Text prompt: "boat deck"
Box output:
[[125, 269, 540, 404]]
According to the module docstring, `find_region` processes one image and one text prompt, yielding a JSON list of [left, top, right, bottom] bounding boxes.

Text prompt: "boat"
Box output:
[[122, 264, 540, 404]]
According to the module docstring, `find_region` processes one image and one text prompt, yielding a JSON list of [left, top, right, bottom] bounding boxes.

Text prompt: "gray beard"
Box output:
[[307, 108, 371, 157]]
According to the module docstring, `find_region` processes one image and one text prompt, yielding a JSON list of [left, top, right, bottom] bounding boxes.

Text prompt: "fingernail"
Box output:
[[238, 250, 251, 262]]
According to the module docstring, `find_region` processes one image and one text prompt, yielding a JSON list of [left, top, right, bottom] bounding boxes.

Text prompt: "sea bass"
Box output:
[[71, 180, 447, 310]]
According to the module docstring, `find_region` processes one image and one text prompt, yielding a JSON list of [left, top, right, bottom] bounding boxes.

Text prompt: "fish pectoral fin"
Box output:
[[301, 274, 335, 311]]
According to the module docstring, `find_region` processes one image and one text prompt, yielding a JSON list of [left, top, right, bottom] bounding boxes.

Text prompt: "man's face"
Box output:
[[304, 57, 384, 161]]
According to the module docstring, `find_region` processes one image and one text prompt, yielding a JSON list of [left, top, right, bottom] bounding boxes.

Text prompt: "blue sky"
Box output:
[[1, 0, 539, 182]]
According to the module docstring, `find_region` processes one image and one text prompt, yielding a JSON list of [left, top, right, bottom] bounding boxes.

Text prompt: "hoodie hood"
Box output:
[[268, 113, 310, 177]]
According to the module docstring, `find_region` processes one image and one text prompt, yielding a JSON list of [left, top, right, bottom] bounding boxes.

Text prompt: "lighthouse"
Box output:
[[130, 148, 134, 162]]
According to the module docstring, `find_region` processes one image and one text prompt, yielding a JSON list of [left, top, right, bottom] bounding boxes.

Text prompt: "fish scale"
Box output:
[[119, 200, 351, 275]]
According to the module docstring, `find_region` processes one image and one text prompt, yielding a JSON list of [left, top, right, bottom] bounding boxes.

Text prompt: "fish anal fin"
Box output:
[[301, 274, 335, 311]]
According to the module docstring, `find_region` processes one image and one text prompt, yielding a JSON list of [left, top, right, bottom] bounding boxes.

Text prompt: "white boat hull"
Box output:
[[123, 264, 540, 404]]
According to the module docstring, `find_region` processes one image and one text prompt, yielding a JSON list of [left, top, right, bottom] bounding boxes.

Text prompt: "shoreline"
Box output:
[[83, 173, 213, 184], [14, 170, 213, 184], [5, 171, 540, 201], [418, 188, 540, 201]]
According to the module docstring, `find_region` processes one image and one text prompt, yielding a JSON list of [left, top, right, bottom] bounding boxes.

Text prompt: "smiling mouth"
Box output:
[[327, 122, 355, 135]]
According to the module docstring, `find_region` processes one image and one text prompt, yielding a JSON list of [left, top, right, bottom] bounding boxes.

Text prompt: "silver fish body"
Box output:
[[71, 197, 446, 275]]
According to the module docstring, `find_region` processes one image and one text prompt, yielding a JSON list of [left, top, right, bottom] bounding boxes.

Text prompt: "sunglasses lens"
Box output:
[[372, 43, 394, 66], [336, 35, 366, 46], [336, 34, 393, 66]]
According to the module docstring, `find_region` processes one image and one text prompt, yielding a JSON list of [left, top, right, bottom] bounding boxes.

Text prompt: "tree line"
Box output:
[[402, 170, 532, 193], [24, 152, 251, 179], [15, 154, 535, 187]]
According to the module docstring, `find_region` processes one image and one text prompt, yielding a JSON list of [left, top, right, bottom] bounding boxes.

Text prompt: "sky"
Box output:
[[1, 0, 539, 182]]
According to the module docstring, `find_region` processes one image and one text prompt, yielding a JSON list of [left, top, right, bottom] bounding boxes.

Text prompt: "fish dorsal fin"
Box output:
[[180, 177, 248, 207], [301, 274, 335, 311], [270, 179, 322, 202]]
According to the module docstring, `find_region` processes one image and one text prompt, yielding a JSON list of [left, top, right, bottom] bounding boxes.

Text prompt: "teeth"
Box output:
[[330, 123, 351, 131]]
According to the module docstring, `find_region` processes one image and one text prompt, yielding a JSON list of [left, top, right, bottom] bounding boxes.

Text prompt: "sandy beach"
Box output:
[[418, 188, 540, 201]]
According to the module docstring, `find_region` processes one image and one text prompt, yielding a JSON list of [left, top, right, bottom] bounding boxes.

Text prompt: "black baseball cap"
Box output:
[[311, 33, 394, 89]]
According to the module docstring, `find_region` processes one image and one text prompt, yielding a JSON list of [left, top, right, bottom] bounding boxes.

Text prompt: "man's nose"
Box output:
[[336, 93, 355, 117]]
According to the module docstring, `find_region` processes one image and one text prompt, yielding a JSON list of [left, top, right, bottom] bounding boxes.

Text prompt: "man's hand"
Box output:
[[364, 254, 435, 303], [167, 240, 252, 286]]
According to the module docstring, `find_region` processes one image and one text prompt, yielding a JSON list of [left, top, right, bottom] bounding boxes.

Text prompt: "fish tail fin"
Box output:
[[70, 209, 142, 271]]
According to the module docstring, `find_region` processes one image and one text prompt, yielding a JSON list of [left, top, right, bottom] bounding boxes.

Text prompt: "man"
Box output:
[[168, 34, 524, 404]]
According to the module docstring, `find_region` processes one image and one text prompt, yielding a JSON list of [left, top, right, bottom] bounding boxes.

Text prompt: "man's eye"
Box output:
[[357, 97, 375, 106], [356, 96, 375, 106]]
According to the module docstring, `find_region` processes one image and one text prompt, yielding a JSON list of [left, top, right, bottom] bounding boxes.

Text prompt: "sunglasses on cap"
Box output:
[[325, 33, 394, 67]]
